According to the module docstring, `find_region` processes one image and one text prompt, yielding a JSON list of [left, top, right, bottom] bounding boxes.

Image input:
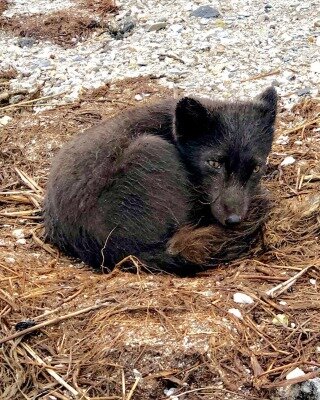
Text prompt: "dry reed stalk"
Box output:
[[21, 343, 80, 397], [265, 265, 313, 298]]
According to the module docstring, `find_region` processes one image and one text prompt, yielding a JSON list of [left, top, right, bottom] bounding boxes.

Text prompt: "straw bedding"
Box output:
[[0, 77, 319, 399]]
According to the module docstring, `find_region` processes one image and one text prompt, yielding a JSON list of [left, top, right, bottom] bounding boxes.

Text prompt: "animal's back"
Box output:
[[44, 99, 195, 274]]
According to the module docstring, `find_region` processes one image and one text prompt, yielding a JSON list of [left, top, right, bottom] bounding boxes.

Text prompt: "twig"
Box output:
[[21, 343, 80, 398], [33, 288, 84, 321], [0, 301, 179, 345], [0, 92, 67, 111], [240, 69, 280, 83], [0, 209, 41, 217], [122, 368, 126, 400], [0, 298, 118, 345], [173, 386, 267, 399], [14, 167, 44, 194], [283, 117, 320, 136], [303, 174, 320, 182], [159, 53, 186, 64], [265, 265, 312, 298], [238, 274, 289, 281], [31, 228, 58, 257], [126, 376, 140, 400], [261, 369, 320, 389]]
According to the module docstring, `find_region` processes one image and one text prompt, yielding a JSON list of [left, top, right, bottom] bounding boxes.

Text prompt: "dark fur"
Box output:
[[44, 88, 277, 275]]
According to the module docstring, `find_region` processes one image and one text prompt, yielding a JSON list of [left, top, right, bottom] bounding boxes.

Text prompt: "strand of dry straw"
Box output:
[[265, 265, 313, 298], [0, 298, 118, 345], [21, 343, 80, 397]]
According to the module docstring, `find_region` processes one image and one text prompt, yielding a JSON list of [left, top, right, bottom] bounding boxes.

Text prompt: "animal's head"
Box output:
[[174, 87, 277, 226]]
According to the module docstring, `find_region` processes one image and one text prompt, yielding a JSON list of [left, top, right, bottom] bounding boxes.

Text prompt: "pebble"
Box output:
[[310, 61, 320, 73], [1, 0, 319, 109], [280, 156, 296, 166], [164, 388, 177, 396], [228, 308, 243, 319], [233, 292, 254, 304], [9, 94, 24, 104], [0, 116, 13, 126], [148, 22, 168, 32], [276, 135, 289, 145], [286, 367, 305, 380], [191, 5, 220, 19], [17, 37, 37, 48], [296, 87, 312, 96], [107, 19, 135, 39], [12, 229, 25, 239]]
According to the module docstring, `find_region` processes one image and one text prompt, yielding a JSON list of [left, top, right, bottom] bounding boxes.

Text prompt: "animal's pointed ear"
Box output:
[[256, 87, 278, 112], [256, 87, 278, 125], [174, 97, 211, 142]]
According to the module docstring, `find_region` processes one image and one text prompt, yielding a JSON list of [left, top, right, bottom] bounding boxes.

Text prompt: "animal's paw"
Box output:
[[167, 225, 218, 265]]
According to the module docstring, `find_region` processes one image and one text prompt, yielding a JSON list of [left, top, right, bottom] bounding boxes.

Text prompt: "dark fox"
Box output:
[[44, 87, 277, 275]]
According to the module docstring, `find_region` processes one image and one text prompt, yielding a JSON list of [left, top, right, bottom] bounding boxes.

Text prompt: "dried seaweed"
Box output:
[[0, 79, 319, 399]]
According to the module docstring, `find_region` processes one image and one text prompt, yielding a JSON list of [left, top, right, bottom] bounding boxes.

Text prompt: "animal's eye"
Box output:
[[253, 165, 261, 173], [207, 160, 222, 169]]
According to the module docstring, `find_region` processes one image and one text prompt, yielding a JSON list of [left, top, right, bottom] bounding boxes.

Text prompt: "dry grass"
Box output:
[[0, 77, 319, 399], [0, 68, 18, 80], [84, 0, 118, 16], [0, 10, 103, 47], [0, 0, 8, 15], [0, 0, 118, 47]]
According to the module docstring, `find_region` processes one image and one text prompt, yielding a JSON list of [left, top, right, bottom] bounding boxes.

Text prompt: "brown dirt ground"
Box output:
[[0, 77, 320, 400], [0, 0, 118, 47], [0, 0, 8, 15]]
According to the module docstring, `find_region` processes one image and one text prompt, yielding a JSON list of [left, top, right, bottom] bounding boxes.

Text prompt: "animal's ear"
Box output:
[[174, 97, 211, 142], [256, 86, 278, 114], [256, 87, 278, 129]]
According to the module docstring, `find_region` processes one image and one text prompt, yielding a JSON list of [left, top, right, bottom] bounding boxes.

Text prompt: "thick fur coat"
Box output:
[[44, 88, 277, 275]]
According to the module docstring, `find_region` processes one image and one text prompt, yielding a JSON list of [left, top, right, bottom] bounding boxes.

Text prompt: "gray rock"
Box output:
[[108, 19, 135, 40], [148, 22, 168, 32], [17, 37, 36, 48], [296, 87, 312, 96], [9, 94, 24, 104], [287, 378, 320, 400], [36, 59, 52, 68], [191, 5, 220, 19]]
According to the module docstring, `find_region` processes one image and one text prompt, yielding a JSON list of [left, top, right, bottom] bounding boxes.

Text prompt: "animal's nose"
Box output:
[[225, 214, 242, 226]]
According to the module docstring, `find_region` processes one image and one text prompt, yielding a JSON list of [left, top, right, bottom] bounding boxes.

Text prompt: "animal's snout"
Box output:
[[225, 214, 242, 226]]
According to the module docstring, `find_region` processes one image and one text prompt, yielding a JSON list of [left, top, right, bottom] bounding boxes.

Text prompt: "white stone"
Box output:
[[286, 367, 305, 380], [228, 308, 243, 319], [164, 388, 176, 396], [310, 278, 316, 285], [276, 135, 289, 145], [311, 61, 320, 73], [134, 94, 143, 101], [0, 116, 13, 126], [16, 238, 27, 245], [280, 156, 296, 166], [233, 292, 254, 304], [12, 229, 24, 239]]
